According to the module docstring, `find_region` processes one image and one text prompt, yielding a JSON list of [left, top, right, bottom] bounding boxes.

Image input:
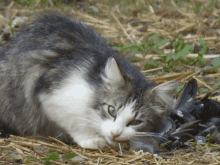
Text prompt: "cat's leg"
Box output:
[[72, 133, 107, 149]]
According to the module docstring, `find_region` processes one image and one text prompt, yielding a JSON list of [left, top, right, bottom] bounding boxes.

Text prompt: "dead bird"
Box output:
[[0, 14, 177, 150], [162, 79, 220, 150]]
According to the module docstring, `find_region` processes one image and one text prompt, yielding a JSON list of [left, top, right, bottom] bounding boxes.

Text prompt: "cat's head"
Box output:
[[93, 58, 178, 147]]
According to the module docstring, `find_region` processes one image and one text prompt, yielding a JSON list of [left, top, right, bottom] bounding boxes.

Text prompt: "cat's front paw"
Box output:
[[78, 138, 106, 149]]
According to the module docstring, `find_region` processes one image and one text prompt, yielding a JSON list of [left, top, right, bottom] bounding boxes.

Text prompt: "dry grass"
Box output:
[[1, 135, 220, 165], [0, 0, 220, 164]]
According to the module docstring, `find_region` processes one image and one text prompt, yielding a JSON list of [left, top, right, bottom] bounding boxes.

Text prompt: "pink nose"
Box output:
[[111, 131, 122, 141]]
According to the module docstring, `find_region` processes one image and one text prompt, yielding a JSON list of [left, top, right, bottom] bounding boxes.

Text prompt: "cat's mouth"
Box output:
[[104, 137, 122, 146], [107, 136, 128, 145]]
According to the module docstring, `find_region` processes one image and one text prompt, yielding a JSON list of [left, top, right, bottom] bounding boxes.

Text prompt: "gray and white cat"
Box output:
[[0, 14, 177, 149]]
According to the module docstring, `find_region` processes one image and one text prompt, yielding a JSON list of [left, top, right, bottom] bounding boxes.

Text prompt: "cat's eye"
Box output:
[[127, 120, 143, 126], [108, 105, 116, 118]]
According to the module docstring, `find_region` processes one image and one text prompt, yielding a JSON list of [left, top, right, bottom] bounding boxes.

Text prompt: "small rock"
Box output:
[[11, 16, 28, 28], [195, 136, 206, 143], [71, 156, 84, 161], [10, 153, 20, 160], [175, 65, 185, 72], [33, 145, 50, 153], [195, 67, 202, 72], [10, 152, 23, 163], [89, 6, 99, 14]]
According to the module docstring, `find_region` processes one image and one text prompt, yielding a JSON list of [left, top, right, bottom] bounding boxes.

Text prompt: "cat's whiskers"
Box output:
[[131, 132, 167, 141], [77, 123, 99, 129], [76, 117, 101, 125], [86, 116, 102, 124], [128, 137, 134, 141], [74, 118, 102, 133], [139, 105, 162, 112], [77, 115, 102, 123]]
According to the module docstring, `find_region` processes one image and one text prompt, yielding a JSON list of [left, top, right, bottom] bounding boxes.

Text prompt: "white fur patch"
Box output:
[[39, 71, 106, 148], [40, 72, 93, 115], [101, 101, 136, 144]]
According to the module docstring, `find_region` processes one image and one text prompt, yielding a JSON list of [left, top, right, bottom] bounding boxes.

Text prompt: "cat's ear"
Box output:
[[102, 58, 124, 85], [147, 81, 178, 114]]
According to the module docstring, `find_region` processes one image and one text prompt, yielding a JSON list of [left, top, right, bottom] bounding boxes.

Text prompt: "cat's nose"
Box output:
[[111, 130, 122, 140]]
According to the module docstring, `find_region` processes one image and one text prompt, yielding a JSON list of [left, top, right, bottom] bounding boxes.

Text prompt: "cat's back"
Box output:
[[1, 14, 108, 60], [1, 14, 149, 90]]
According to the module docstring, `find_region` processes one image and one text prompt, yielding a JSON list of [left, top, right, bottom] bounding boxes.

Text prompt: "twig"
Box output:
[[149, 5, 155, 13], [7, 1, 14, 10], [35, 0, 41, 7], [150, 71, 193, 81], [173, 23, 196, 34], [211, 96, 220, 101], [181, 69, 202, 82], [126, 154, 145, 163], [50, 160, 67, 165], [112, 13, 134, 43], [47, 0, 54, 7], [193, 76, 213, 90], [136, 54, 220, 60], [141, 67, 163, 73], [198, 73, 220, 78]]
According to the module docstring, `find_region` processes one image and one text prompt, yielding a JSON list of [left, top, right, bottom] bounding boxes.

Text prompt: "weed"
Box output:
[[131, 56, 143, 63], [168, 0, 174, 8], [197, 40, 208, 64], [176, 85, 184, 93], [174, 0, 184, 7], [160, 141, 171, 149], [209, 0, 219, 8], [206, 134, 211, 142], [191, 142, 197, 147], [213, 80, 220, 91], [151, 0, 156, 10], [40, 0, 48, 8], [113, 33, 211, 72], [26, 156, 34, 164], [15, 0, 36, 7], [157, 71, 163, 76], [64, 153, 77, 160], [145, 60, 159, 69], [200, 88, 209, 95], [42, 152, 60, 165], [194, 3, 202, 13], [212, 57, 220, 67], [26, 156, 40, 164], [117, 34, 169, 60]]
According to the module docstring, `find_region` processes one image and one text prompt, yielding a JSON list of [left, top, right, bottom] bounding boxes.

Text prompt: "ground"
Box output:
[[0, 0, 220, 164]]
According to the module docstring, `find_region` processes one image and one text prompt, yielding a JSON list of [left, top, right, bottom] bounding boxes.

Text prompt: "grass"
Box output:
[[113, 34, 218, 75], [0, 0, 220, 164]]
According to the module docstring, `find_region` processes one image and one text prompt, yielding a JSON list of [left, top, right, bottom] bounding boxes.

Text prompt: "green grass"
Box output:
[[112, 33, 220, 75], [41, 152, 60, 165], [13, 0, 76, 8], [213, 80, 220, 91], [14, 0, 36, 7]]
